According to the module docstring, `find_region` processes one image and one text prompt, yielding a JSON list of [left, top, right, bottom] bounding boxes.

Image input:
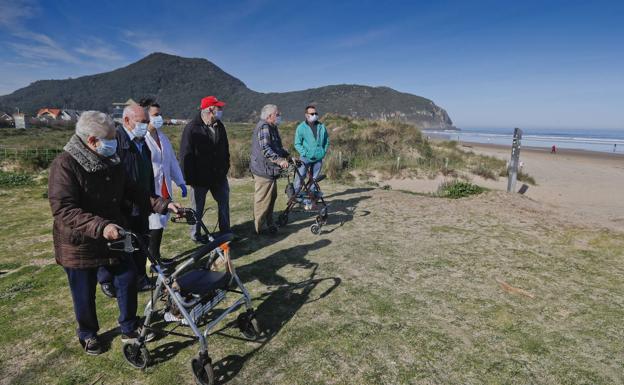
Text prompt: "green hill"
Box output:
[[0, 53, 455, 129]]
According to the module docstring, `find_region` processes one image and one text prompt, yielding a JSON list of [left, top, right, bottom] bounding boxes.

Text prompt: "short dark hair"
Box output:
[[149, 102, 160, 109], [305, 105, 316, 113], [138, 97, 155, 107]]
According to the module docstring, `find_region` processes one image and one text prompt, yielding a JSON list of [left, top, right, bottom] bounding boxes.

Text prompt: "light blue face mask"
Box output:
[[96, 138, 117, 157], [150, 115, 164, 129], [133, 122, 148, 138], [275, 116, 282, 126], [214, 110, 223, 121]]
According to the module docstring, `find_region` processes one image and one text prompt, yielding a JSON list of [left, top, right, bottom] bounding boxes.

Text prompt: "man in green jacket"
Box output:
[[293, 105, 329, 199]]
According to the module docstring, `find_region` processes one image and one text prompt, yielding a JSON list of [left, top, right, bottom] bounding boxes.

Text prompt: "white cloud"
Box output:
[[121, 30, 179, 56], [0, 0, 83, 64], [0, 0, 40, 28], [333, 26, 398, 49], [75, 37, 124, 61]]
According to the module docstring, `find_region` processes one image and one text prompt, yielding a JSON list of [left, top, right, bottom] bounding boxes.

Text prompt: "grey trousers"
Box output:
[[190, 178, 230, 238]]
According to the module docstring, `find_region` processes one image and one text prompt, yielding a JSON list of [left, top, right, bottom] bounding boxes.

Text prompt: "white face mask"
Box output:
[[133, 122, 148, 138], [214, 110, 223, 121], [150, 115, 164, 129], [307, 114, 318, 123]]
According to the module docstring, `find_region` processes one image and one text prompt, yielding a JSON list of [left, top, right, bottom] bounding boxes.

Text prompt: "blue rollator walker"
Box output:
[[107, 208, 259, 385], [278, 157, 329, 235]]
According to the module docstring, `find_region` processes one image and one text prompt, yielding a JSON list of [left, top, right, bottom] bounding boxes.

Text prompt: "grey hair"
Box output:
[[123, 104, 143, 121], [75, 111, 115, 141], [260, 104, 278, 120]]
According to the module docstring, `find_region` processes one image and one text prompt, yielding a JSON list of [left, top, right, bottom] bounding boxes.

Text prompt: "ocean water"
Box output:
[[423, 127, 624, 154]]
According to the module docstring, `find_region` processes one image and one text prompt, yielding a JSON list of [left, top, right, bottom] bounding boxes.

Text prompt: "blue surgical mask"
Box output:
[[214, 110, 223, 121], [150, 115, 164, 129], [133, 122, 148, 138], [275, 116, 282, 126], [96, 138, 117, 157]]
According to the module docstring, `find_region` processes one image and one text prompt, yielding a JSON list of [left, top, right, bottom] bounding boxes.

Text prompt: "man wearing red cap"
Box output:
[[179, 96, 231, 242]]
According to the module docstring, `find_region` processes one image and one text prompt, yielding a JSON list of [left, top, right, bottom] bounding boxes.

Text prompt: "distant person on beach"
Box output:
[[179, 96, 231, 243], [614, 143, 617, 152], [551, 145, 557, 153], [144, 102, 187, 260], [250, 104, 289, 234], [48, 111, 180, 354], [293, 105, 329, 203]]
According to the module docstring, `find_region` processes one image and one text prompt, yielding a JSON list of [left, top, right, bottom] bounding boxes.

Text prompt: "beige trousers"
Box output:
[[253, 175, 278, 233]]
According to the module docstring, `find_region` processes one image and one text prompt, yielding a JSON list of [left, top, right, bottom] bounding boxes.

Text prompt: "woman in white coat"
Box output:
[[145, 102, 187, 260]]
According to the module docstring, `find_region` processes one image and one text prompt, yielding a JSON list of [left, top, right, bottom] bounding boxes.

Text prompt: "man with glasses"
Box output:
[[293, 105, 329, 207]]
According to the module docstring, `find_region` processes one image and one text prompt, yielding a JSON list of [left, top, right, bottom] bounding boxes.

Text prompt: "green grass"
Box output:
[[1, 176, 624, 384]]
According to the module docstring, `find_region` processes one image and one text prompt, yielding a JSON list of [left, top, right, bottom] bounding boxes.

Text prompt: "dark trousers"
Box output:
[[190, 178, 230, 237], [97, 216, 149, 285], [65, 260, 138, 340], [149, 228, 163, 261]]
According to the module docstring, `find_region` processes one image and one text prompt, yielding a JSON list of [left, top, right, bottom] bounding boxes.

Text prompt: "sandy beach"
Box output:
[[382, 142, 624, 230]]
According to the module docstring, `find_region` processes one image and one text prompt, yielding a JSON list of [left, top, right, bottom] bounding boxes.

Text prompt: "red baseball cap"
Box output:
[[200, 96, 226, 109]]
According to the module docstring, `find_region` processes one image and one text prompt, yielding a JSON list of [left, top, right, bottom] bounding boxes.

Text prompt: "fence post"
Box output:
[[444, 157, 449, 170], [507, 128, 523, 193], [396, 156, 401, 171]]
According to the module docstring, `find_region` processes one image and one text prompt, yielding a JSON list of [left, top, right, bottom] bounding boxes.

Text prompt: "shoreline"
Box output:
[[457, 140, 624, 160]]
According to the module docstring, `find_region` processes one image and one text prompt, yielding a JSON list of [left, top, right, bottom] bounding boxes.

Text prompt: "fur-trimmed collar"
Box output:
[[63, 135, 120, 173]]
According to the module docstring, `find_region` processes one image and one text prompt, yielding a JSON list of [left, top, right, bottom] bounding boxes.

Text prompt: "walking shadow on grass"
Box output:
[[211, 264, 341, 384], [229, 193, 372, 259], [148, 239, 335, 370], [322, 187, 375, 199]]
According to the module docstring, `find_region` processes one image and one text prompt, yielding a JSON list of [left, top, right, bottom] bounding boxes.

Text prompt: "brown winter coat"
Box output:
[[49, 135, 170, 269]]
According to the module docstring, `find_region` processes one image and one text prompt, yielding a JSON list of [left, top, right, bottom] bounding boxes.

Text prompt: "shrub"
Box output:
[[229, 142, 251, 178], [498, 168, 536, 185], [0, 171, 34, 187], [437, 180, 484, 198], [517, 171, 536, 185], [471, 164, 498, 180]]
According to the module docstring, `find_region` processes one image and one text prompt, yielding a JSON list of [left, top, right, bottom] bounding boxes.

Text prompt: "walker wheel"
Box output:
[[237, 312, 260, 340], [191, 355, 215, 385], [122, 342, 150, 370], [310, 223, 321, 235], [277, 212, 288, 227]]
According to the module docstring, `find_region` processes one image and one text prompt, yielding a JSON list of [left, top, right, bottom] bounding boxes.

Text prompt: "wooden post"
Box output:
[[507, 128, 523, 192], [396, 156, 401, 171]]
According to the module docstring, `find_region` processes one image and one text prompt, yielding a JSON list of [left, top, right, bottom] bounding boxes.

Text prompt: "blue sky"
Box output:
[[0, 0, 622, 129]]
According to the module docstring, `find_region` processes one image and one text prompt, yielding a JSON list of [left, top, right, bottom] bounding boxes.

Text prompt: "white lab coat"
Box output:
[[145, 129, 186, 229]]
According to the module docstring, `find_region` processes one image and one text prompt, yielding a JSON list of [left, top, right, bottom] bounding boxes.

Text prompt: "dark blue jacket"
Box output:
[[116, 125, 155, 232]]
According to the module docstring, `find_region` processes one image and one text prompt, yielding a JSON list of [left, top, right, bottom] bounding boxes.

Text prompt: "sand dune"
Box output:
[[382, 143, 624, 230]]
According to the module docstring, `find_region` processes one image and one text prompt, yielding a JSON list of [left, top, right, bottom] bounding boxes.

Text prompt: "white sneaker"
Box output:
[[164, 311, 188, 325]]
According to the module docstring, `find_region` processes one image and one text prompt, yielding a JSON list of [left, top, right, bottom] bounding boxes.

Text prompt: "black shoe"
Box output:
[[100, 282, 116, 298], [137, 278, 154, 292], [267, 225, 278, 235], [79, 336, 103, 355], [191, 234, 209, 244], [121, 325, 156, 343]]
